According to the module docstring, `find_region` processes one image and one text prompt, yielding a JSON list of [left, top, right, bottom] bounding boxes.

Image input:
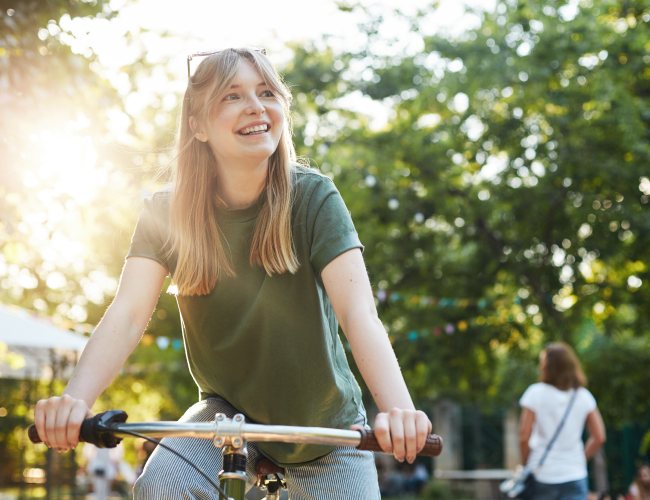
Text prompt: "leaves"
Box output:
[[2, 0, 649, 433], [292, 1, 650, 416]]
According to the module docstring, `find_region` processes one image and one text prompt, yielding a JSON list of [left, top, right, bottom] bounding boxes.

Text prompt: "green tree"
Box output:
[[3, 0, 650, 488], [285, 0, 650, 417], [0, 0, 195, 481]]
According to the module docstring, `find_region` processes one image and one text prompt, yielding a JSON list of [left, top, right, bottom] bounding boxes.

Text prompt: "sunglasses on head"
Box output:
[[187, 47, 267, 78]]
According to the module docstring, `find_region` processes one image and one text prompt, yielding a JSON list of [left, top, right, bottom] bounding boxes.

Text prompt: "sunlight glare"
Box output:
[[30, 130, 105, 205]]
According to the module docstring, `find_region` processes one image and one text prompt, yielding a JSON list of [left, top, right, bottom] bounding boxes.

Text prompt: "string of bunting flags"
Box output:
[[373, 290, 522, 343], [120, 360, 187, 375], [375, 289, 492, 309], [138, 291, 514, 353], [141, 333, 183, 351]]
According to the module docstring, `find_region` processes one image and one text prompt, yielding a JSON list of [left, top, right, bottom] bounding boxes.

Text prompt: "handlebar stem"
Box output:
[[218, 418, 249, 500], [214, 413, 247, 449]]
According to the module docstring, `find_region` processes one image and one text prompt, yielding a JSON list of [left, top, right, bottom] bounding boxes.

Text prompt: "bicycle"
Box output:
[[29, 410, 443, 500]]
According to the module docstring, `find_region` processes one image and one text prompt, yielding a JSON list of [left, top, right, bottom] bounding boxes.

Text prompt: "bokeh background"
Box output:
[[1, 0, 650, 498]]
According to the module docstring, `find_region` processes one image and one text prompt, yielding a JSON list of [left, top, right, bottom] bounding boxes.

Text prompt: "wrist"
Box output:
[[61, 388, 96, 409]]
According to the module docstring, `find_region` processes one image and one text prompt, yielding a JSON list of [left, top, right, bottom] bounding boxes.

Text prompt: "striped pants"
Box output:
[[133, 398, 381, 500]]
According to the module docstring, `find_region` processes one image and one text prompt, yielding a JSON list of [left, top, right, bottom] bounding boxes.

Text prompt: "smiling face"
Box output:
[[192, 59, 284, 171]]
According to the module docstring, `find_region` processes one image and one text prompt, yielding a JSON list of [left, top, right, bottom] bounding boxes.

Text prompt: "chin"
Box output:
[[241, 147, 277, 164], [243, 141, 278, 157]]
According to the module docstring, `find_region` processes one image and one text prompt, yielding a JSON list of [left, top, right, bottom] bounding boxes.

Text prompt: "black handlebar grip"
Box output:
[[28, 420, 93, 445], [356, 428, 443, 457], [79, 417, 97, 445], [27, 410, 128, 448], [28, 425, 42, 444]]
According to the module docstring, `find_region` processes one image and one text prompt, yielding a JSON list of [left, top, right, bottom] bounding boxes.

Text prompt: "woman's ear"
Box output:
[[189, 116, 208, 142]]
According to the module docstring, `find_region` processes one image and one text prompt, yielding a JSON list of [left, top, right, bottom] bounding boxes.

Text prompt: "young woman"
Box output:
[[519, 342, 606, 500], [33, 48, 432, 499]]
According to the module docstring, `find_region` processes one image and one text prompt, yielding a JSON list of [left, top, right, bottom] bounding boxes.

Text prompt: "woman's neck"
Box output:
[[215, 158, 268, 209]]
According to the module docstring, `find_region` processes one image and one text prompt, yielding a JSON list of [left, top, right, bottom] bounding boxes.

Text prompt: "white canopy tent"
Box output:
[[0, 304, 89, 380]]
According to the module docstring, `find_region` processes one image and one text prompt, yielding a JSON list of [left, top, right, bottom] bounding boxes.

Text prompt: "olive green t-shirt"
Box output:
[[126, 165, 363, 467]]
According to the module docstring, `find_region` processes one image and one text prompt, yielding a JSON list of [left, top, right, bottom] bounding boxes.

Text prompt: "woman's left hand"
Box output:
[[367, 408, 432, 463]]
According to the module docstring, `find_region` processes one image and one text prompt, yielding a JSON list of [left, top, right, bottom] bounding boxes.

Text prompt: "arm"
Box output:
[[34, 257, 168, 451], [584, 407, 606, 460], [519, 407, 535, 464], [322, 248, 431, 464]]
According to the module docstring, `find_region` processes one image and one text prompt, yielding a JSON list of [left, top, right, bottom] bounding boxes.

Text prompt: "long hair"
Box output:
[[634, 464, 650, 500], [539, 342, 587, 390], [164, 48, 299, 296]]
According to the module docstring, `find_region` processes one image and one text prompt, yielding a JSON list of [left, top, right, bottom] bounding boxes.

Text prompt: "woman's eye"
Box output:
[[224, 94, 239, 101], [261, 90, 275, 98]]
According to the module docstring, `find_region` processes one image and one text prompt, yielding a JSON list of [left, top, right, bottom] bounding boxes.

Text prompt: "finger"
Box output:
[[373, 412, 392, 454], [54, 395, 74, 451], [403, 411, 417, 463], [388, 408, 405, 462], [44, 398, 60, 449], [34, 400, 49, 447], [66, 401, 89, 448], [415, 411, 431, 453]]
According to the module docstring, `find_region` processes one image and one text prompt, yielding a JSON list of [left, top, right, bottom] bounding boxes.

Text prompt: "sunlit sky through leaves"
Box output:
[[35, 0, 501, 207], [44, 0, 501, 179], [95, 0, 496, 68], [6, 0, 650, 441], [5, 0, 504, 327], [66, 0, 497, 127]]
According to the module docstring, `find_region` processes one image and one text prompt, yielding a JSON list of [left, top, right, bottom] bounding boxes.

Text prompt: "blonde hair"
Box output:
[[164, 48, 299, 296]]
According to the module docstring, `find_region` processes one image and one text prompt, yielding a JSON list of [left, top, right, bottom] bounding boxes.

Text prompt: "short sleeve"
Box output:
[[307, 177, 364, 274], [126, 192, 171, 273], [579, 388, 597, 413], [519, 384, 539, 412]]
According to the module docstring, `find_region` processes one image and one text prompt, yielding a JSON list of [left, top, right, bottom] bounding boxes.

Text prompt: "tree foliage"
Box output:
[[0, 0, 195, 478], [285, 0, 650, 419], [2, 0, 649, 459]]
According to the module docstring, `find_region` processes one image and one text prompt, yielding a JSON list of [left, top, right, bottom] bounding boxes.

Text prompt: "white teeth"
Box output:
[[241, 124, 268, 135]]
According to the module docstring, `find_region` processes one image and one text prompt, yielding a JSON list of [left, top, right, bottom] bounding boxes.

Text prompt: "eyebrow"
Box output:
[[229, 82, 268, 89]]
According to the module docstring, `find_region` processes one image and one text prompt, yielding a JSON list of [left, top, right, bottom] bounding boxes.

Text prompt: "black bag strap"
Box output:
[[538, 388, 578, 467]]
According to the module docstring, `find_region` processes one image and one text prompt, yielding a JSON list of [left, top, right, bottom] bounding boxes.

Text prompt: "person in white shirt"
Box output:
[[519, 342, 606, 500]]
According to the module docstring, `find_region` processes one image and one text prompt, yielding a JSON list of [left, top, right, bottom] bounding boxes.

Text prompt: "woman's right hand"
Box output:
[[34, 394, 93, 452]]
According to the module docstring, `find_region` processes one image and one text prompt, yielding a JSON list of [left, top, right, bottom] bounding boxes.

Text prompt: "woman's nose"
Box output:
[[245, 95, 265, 115]]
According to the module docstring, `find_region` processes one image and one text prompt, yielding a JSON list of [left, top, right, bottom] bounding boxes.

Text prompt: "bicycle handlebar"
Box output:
[[28, 411, 443, 457]]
